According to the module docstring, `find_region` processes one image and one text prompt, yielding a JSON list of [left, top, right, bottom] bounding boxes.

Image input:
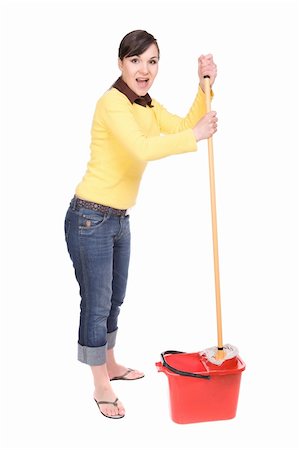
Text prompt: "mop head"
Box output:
[[200, 344, 239, 366]]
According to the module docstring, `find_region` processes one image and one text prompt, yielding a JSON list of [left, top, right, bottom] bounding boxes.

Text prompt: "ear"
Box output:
[[118, 58, 123, 71]]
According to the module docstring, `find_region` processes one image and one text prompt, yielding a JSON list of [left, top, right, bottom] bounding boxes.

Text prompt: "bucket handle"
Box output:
[[161, 351, 210, 380]]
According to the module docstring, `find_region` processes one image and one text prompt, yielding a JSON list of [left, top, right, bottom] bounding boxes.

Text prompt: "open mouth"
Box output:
[[136, 78, 149, 89]]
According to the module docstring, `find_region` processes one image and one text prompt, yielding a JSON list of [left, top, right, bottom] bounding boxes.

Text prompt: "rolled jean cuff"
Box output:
[[77, 343, 107, 366], [107, 329, 117, 350], [77, 330, 117, 365]]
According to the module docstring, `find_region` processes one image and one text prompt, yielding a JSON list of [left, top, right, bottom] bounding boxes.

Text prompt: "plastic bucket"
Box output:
[[156, 351, 245, 424]]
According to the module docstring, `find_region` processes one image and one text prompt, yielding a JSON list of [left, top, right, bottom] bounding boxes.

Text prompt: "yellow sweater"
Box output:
[[76, 86, 208, 209]]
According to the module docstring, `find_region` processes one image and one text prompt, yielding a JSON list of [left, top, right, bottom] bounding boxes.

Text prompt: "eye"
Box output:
[[131, 58, 139, 63], [150, 59, 158, 64]]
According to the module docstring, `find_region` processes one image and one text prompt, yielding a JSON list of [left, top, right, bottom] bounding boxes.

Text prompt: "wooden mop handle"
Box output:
[[204, 75, 225, 360]]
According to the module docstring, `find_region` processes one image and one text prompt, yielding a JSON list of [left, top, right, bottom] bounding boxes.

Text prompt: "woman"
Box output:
[[64, 30, 217, 419]]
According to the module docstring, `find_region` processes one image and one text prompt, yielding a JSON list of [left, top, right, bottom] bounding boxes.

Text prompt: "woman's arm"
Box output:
[[100, 93, 197, 162], [152, 86, 210, 134], [153, 54, 217, 134]]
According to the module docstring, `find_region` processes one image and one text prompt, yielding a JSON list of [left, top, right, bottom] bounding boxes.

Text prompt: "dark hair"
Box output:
[[118, 30, 160, 60]]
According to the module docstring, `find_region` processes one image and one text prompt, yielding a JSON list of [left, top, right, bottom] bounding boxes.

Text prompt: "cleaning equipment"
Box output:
[[156, 76, 245, 424]]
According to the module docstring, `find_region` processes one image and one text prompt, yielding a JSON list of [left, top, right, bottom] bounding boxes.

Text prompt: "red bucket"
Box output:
[[156, 351, 245, 424]]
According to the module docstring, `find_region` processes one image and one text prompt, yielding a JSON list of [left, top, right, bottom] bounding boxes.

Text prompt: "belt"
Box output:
[[73, 197, 127, 217]]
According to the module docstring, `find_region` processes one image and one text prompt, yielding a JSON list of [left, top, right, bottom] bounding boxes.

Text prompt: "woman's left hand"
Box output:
[[198, 54, 217, 92]]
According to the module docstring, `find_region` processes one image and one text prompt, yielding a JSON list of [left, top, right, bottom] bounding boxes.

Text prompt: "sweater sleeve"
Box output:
[[100, 93, 197, 162], [152, 86, 212, 133]]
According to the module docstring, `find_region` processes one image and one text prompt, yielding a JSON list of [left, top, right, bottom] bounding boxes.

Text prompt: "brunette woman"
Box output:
[[65, 30, 217, 419]]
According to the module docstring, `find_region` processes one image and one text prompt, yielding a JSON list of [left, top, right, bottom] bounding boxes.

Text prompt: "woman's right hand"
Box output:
[[193, 111, 218, 142]]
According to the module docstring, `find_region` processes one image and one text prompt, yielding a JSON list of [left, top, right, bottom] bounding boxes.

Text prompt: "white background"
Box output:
[[1, 0, 299, 449]]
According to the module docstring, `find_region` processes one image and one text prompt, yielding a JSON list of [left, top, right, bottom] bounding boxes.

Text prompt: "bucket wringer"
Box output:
[[156, 76, 246, 424]]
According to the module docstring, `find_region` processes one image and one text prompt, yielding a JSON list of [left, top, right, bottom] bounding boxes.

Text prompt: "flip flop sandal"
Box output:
[[94, 397, 125, 419], [110, 368, 145, 381]]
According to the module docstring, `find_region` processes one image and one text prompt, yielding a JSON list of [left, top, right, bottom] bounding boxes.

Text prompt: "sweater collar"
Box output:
[[112, 77, 153, 108]]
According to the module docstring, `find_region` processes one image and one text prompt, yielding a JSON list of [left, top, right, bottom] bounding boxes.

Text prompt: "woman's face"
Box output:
[[118, 43, 159, 96]]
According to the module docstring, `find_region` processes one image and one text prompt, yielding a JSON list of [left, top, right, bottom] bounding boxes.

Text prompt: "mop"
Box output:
[[156, 76, 245, 424], [199, 75, 239, 366]]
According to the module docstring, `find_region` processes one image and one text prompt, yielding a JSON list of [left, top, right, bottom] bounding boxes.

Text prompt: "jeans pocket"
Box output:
[[78, 210, 107, 232]]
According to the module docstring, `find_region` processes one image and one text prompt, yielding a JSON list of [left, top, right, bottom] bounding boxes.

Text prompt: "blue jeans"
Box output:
[[64, 198, 131, 365]]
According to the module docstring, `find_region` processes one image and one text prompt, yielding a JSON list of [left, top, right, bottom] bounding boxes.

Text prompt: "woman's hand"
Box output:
[[193, 111, 218, 142], [198, 54, 217, 92]]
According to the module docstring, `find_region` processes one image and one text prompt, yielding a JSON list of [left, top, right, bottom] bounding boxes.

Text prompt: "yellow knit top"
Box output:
[[75, 85, 208, 209]]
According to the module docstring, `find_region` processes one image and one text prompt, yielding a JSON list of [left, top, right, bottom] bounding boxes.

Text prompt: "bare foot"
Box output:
[[94, 384, 125, 418], [108, 364, 144, 381]]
